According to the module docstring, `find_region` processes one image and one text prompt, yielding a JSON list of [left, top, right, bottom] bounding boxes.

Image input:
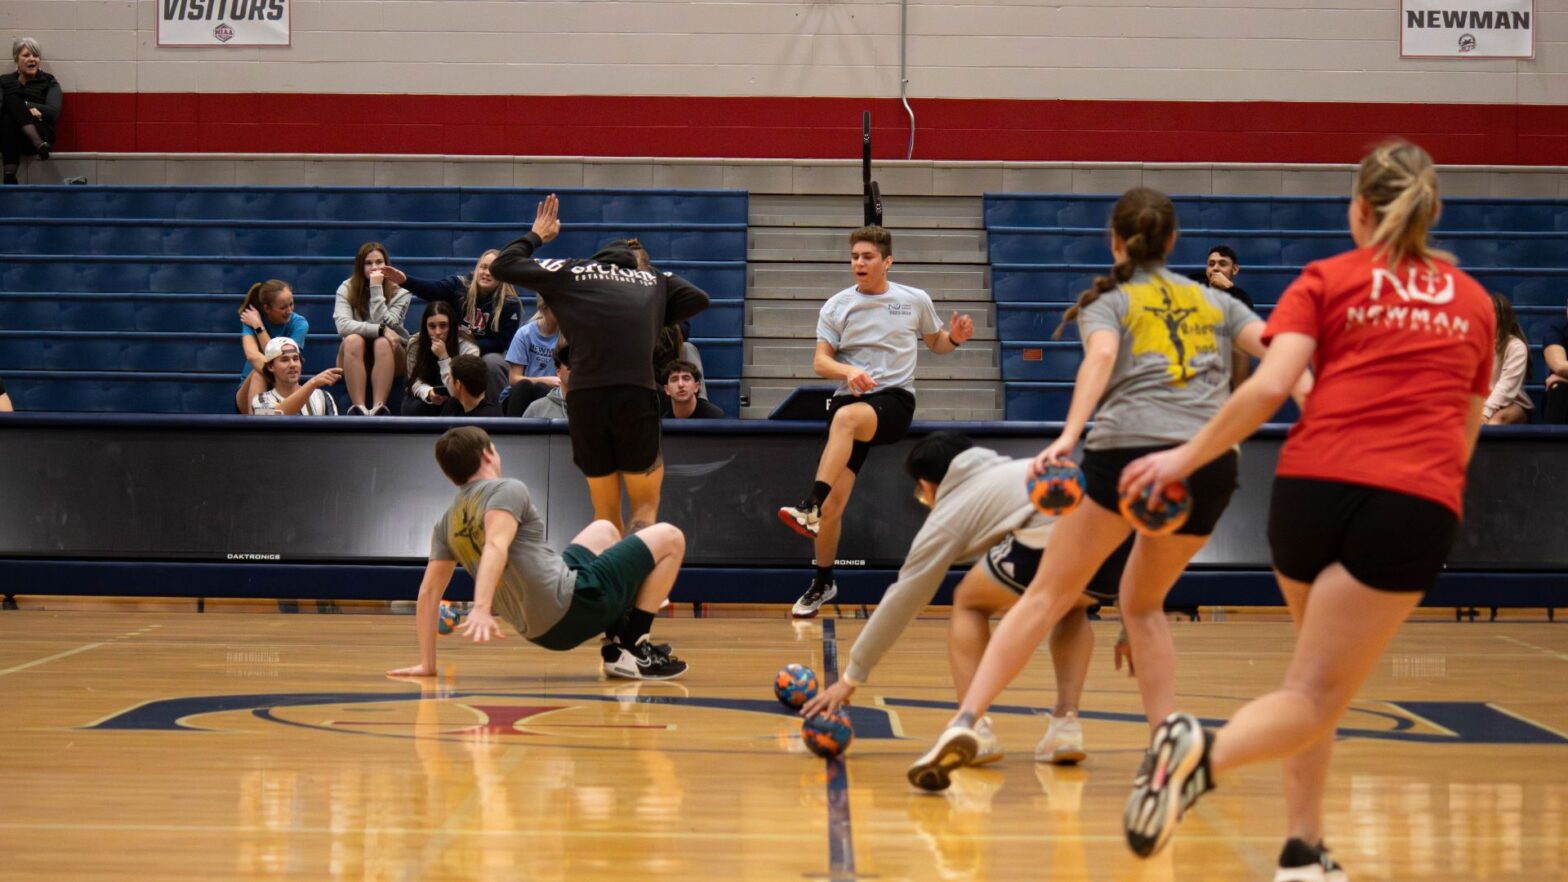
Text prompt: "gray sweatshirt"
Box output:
[[843, 447, 1057, 684]]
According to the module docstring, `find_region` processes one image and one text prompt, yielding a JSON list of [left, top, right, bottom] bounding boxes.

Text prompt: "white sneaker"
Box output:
[[790, 580, 837, 618], [907, 724, 979, 792], [970, 716, 1004, 766], [778, 503, 821, 538], [1034, 711, 1087, 765]]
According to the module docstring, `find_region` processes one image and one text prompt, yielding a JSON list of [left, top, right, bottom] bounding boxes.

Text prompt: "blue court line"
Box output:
[[821, 618, 857, 881]]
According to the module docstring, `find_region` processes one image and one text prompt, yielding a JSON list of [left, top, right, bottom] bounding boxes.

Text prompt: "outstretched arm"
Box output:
[[388, 558, 457, 677], [489, 194, 564, 288], [456, 509, 520, 643]]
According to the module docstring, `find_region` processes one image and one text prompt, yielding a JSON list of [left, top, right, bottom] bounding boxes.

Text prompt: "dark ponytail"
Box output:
[[1053, 188, 1178, 339]]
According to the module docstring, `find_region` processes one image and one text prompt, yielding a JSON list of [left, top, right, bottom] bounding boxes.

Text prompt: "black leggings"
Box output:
[[0, 92, 50, 165]]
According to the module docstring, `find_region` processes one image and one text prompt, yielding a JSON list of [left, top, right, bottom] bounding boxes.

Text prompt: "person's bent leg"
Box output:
[[957, 501, 1133, 722], [949, 562, 1019, 701], [813, 470, 856, 583], [1048, 594, 1097, 716], [630, 522, 685, 614], [1208, 564, 1422, 777], [816, 403, 877, 487], [622, 464, 664, 533], [370, 336, 396, 410], [339, 336, 368, 409], [1270, 571, 1328, 846], [1119, 532, 1210, 730]]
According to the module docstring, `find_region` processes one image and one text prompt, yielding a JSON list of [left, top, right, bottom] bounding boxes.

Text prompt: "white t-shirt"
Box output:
[[816, 281, 941, 396], [252, 387, 339, 416]]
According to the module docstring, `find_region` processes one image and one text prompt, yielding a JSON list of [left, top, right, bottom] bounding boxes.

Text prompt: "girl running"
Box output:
[[1117, 142, 1495, 881]]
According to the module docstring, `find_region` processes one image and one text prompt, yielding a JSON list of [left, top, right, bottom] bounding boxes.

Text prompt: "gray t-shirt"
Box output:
[[428, 478, 576, 640], [817, 281, 942, 396], [1080, 267, 1261, 450]]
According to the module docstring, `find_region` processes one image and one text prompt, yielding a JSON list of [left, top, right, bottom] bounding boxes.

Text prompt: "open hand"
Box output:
[[532, 194, 561, 243], [800, 679, 856, 718], [1113, 629, 1136, 677], [381, 265, 408, 286], [458, 608, 506, 643], [949, 312, 974, 345]]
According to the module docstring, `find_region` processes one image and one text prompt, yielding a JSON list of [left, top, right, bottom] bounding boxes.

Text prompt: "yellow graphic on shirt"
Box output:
[[452, 503, 485, 561], [1124, 278, 1226, 386]]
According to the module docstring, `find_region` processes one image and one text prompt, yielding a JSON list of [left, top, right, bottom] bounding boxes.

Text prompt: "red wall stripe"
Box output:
[[55, 94, 1568, 165]]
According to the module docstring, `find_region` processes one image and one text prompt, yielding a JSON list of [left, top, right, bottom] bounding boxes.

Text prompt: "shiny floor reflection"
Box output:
[[1, 611, 1564, 880]]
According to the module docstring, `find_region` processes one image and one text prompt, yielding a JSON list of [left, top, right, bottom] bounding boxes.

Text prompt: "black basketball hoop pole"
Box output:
[[862, 111, 883, 227]]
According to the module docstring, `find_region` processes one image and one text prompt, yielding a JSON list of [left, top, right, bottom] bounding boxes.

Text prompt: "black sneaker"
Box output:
[[1124, 712, 1214, 858], [602, 636, 687, 680], [1274, 839, 1349, 882], [790, 579, 837, 618]]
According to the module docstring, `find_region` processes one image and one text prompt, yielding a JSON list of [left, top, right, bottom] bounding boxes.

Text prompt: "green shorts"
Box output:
[[531, 535, 656, 651]]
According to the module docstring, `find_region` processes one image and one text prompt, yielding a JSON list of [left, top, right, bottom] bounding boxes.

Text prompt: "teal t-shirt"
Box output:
[[240, 313, 310, 380]]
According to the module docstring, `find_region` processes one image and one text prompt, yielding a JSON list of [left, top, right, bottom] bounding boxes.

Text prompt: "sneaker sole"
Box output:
[[907, 728, 979, 792], [777, 508, 819, 539], [1036, 747, 1086, 765], [603, 662, 688, 681], [790, 608, 821, 619], [1124, 714, 1204, 858]]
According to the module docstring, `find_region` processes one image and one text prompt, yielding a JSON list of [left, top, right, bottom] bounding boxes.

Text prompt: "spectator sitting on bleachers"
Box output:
[[235, 279, 308, 415], [439, 354, 501, 418], [1, 38, 60, 185], [1484, 292, 1534, 425], [661, 360, 724, 419], [403, 301, 480, 416], [502, 295, 560, 415], [522, 344, 571, 420], [0, 374, 13, 411], [1186, 245, 1254, 308], [383, 249, 519, 402], [335, 241, 412, 415], [1188, 244, 1254, 388], [1543, 304, 1568, 424], [653, 322, 707, 399], [251, 337, 342, 416]]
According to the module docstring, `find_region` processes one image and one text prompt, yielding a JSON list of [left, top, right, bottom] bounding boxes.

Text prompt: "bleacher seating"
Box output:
[[0, 187, 748, 416], [986, 194, 1568, 421]]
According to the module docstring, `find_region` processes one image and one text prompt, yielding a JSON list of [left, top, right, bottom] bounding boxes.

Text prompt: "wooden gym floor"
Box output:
[[1, 607, 1565, 881]]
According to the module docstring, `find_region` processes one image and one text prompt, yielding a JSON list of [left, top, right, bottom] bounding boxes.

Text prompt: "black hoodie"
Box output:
[[490, 233, 710, 392]]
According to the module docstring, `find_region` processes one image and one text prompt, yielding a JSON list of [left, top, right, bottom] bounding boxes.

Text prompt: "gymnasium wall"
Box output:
[[9, 0, 1567, 164]]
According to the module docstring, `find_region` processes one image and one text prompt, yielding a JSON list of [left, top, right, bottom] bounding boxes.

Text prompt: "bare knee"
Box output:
[[341, 336, 365, 359], [588, 519, 621, 545], [373, 336, 393, 356], [638, 523, 684, 558]]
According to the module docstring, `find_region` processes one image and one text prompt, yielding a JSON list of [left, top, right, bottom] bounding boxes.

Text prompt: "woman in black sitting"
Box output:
[[1, 38, 61, 185]]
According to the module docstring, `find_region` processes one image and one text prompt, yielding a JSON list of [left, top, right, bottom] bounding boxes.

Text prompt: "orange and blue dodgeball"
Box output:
[[437, 603, 467, 635], [1028, 464, 1085, 516], [1120, 480, 1192, 535], [801, 711, 854, 758], [774, 663, 820, 709]]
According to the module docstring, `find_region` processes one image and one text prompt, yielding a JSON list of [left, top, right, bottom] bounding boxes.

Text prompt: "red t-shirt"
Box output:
[[1263, 247, 1495, 516]]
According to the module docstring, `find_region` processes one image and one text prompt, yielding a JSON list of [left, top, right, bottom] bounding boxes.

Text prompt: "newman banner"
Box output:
[[1401, 0, 1535, 58], [158, 0, 291, 47]]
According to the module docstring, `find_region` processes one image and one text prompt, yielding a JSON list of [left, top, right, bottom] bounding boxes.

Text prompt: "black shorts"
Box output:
[[1082, 445, 1239, 537], [1268, 477, 1459, 593], [984, 532, 1132, 605], [565, 385, 663, 478], [827, 387, 916, 473]]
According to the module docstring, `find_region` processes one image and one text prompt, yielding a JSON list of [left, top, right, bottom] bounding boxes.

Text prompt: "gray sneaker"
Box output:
[[907, 724, 979, 792], [790, 580, 837, 618], [1124, 712, 1213, 858]]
